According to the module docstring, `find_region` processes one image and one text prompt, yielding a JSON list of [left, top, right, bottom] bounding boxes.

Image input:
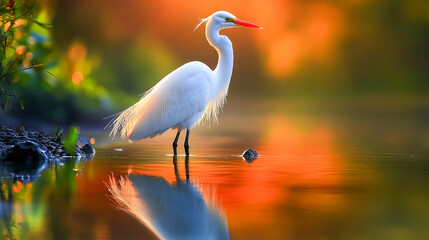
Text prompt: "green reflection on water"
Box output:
[[0, 158, 79, 240]]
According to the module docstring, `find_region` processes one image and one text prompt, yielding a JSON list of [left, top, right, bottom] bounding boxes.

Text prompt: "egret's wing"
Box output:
[[109, 62, 212, 141]]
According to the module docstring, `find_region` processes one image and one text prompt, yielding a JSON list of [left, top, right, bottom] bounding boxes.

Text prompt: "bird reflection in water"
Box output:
[[106, 156, 229, 240]]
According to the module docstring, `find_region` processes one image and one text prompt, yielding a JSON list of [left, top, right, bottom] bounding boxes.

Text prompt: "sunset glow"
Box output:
[[62, 0, 346, 82], [3, 0, 428, 239]]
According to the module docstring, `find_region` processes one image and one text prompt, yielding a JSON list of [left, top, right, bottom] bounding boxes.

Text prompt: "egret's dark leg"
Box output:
[[172, 155, 180, 181], [184, 128, 190, 156], [172, 129, 181, 155], [185, 155, 190, 182]]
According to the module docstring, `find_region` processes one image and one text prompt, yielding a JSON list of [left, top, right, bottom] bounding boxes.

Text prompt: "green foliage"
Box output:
[[0, 0, 51, 111], [51, 125, 63, 143], [63, 126, 78, 155], [92, 39, 178, 109], [30, 18, 52, 30], [0, 0, 112, 123]]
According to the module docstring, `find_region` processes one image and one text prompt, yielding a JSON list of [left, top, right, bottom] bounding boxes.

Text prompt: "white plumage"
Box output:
[[111, 62, 213, 141], [108, 11, 261, 155]]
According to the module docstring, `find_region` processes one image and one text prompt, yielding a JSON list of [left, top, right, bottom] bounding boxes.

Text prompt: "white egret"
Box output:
[[108, 11, 262, 155]]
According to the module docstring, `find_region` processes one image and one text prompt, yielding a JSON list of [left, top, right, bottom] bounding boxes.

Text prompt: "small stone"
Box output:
[[242, 148, 258, 162], [80, 144, 95, 155], [76, 136, 90, 148], [75, 136, 95, 158]]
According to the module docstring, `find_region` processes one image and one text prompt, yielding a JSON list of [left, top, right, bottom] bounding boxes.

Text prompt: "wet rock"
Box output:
[[0, 126, 95, 179], [242, 148, 258, 163], [0, 141, 49, 181], [0, 126, 62, 164], [75, 136, 96, 158], [2, 141, 48, 163]]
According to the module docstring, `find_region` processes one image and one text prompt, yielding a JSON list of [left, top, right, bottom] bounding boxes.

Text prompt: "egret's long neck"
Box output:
[[206, 22, 234, 99]]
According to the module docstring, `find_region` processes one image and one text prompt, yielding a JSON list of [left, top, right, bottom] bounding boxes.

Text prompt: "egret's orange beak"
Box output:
[[234, 19, 262, 29]]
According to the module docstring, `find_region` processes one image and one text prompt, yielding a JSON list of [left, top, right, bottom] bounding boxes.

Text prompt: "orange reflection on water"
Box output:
[[13, 181, 24, 193], [217, 114, 345, 237], [120, 114, 346, 238], [258, 114, 343, 190]]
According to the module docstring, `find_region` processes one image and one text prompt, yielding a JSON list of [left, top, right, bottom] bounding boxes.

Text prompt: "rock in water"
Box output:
[[242, 148, 258, 162], [0, 126, 96, 181], [2, 140, 48, 163], [1, 141, 49, 181], [75, 136, 96, 158]]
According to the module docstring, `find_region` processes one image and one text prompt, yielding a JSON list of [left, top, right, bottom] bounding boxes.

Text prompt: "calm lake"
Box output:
[[1, 97, 429, 239]]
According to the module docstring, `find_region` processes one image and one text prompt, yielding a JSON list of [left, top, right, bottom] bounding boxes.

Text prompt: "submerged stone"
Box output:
[[242, 148, 259, 163]]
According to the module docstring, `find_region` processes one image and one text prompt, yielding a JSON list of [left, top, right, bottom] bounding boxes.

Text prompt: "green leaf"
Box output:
[[30, 19, 53, 30], [64, 126, 79, 155]]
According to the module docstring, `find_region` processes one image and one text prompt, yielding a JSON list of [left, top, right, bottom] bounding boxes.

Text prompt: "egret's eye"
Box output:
[[225, 17, 234, 22]]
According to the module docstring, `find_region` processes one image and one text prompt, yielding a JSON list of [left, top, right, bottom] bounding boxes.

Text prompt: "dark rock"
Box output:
[[0, 141, 48, 180], [242, 148, 259, 163], [76, 144, 95, 158], [75, 136, 96, 158], [0, 126, 95, 180], [2, 141, 48, 163]]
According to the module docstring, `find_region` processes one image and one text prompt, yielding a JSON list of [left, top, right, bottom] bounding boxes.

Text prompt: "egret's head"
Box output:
[[195, 11, 262, 31]]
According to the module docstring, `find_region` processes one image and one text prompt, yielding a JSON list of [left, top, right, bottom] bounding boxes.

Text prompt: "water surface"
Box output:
[[1, 98, 429, 239]]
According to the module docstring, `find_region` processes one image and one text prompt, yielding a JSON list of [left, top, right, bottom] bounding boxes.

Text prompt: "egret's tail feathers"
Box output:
[[107, 88, 154, 140], [108, 103, 141, 140], [104, 112, 121, 129], [106, 83, 167, 140], [138, 85, 155, 98]]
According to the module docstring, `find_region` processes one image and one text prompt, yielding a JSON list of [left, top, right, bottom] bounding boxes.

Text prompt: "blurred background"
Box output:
[[3, 0, 428, 124], [2, 1, 429, 239]]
